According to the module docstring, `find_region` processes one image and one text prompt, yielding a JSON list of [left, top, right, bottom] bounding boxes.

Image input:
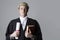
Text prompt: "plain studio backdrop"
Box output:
[[0, 0, 60, 40]]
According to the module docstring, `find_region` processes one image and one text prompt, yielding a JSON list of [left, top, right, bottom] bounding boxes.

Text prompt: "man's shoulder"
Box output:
[[10, 17, 38, 23], [9, 18, 20, 23], [28, 17, 35, 21], [28, 17, 38, 22]]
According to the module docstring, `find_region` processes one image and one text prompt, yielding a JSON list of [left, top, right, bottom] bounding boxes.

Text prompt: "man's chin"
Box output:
[[20, 15, 26, 17]]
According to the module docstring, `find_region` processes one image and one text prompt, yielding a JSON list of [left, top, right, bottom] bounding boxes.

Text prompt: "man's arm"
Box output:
[[5, 20, 14, 40], [34, 20, 43, 40]]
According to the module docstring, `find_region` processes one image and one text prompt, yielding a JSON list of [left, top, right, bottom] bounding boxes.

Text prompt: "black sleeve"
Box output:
[[5, 20, 13, 40], [34, 20, 43, 40]]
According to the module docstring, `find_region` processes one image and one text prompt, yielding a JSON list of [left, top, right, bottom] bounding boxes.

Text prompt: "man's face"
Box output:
[[19, 5, 28, 17]]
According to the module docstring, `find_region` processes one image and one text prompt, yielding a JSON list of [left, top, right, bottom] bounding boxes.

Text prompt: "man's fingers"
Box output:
[[26, 26, 32, 33], [29, 29, 31, 33], [26, 26, 29, 32], [12, 31, 19, 37]]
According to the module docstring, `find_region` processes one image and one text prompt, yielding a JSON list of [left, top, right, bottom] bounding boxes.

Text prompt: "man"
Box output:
[[5, 2, 43, 40]]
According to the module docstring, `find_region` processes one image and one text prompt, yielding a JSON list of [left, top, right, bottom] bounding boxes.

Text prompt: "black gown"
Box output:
[[5, 17, 43, 40]]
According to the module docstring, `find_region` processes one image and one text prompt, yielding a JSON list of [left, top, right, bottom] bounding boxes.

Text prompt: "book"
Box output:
[[27, 25, 35, 34]]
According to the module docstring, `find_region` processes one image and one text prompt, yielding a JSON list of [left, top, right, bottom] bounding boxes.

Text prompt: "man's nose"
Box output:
[[23, 9, 25, 11]]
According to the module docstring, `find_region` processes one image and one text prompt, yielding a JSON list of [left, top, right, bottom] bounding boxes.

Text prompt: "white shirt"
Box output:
[[20, 16, 27, 30]]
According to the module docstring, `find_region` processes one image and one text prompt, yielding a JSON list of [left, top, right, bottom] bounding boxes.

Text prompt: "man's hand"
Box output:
[[10, 31, 20, 37], [25, 26, 33, 38]]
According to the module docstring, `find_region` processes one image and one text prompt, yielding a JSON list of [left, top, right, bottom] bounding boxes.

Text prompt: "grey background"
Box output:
[[0, 0, 60, 40]]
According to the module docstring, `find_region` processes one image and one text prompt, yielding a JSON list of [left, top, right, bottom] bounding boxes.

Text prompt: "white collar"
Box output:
[[20, 16, 27, 20], [20, 16, 27, 22]]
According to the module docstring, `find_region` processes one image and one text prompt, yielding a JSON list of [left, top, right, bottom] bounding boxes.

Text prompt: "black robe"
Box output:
[[5, 17, 43, 40]]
